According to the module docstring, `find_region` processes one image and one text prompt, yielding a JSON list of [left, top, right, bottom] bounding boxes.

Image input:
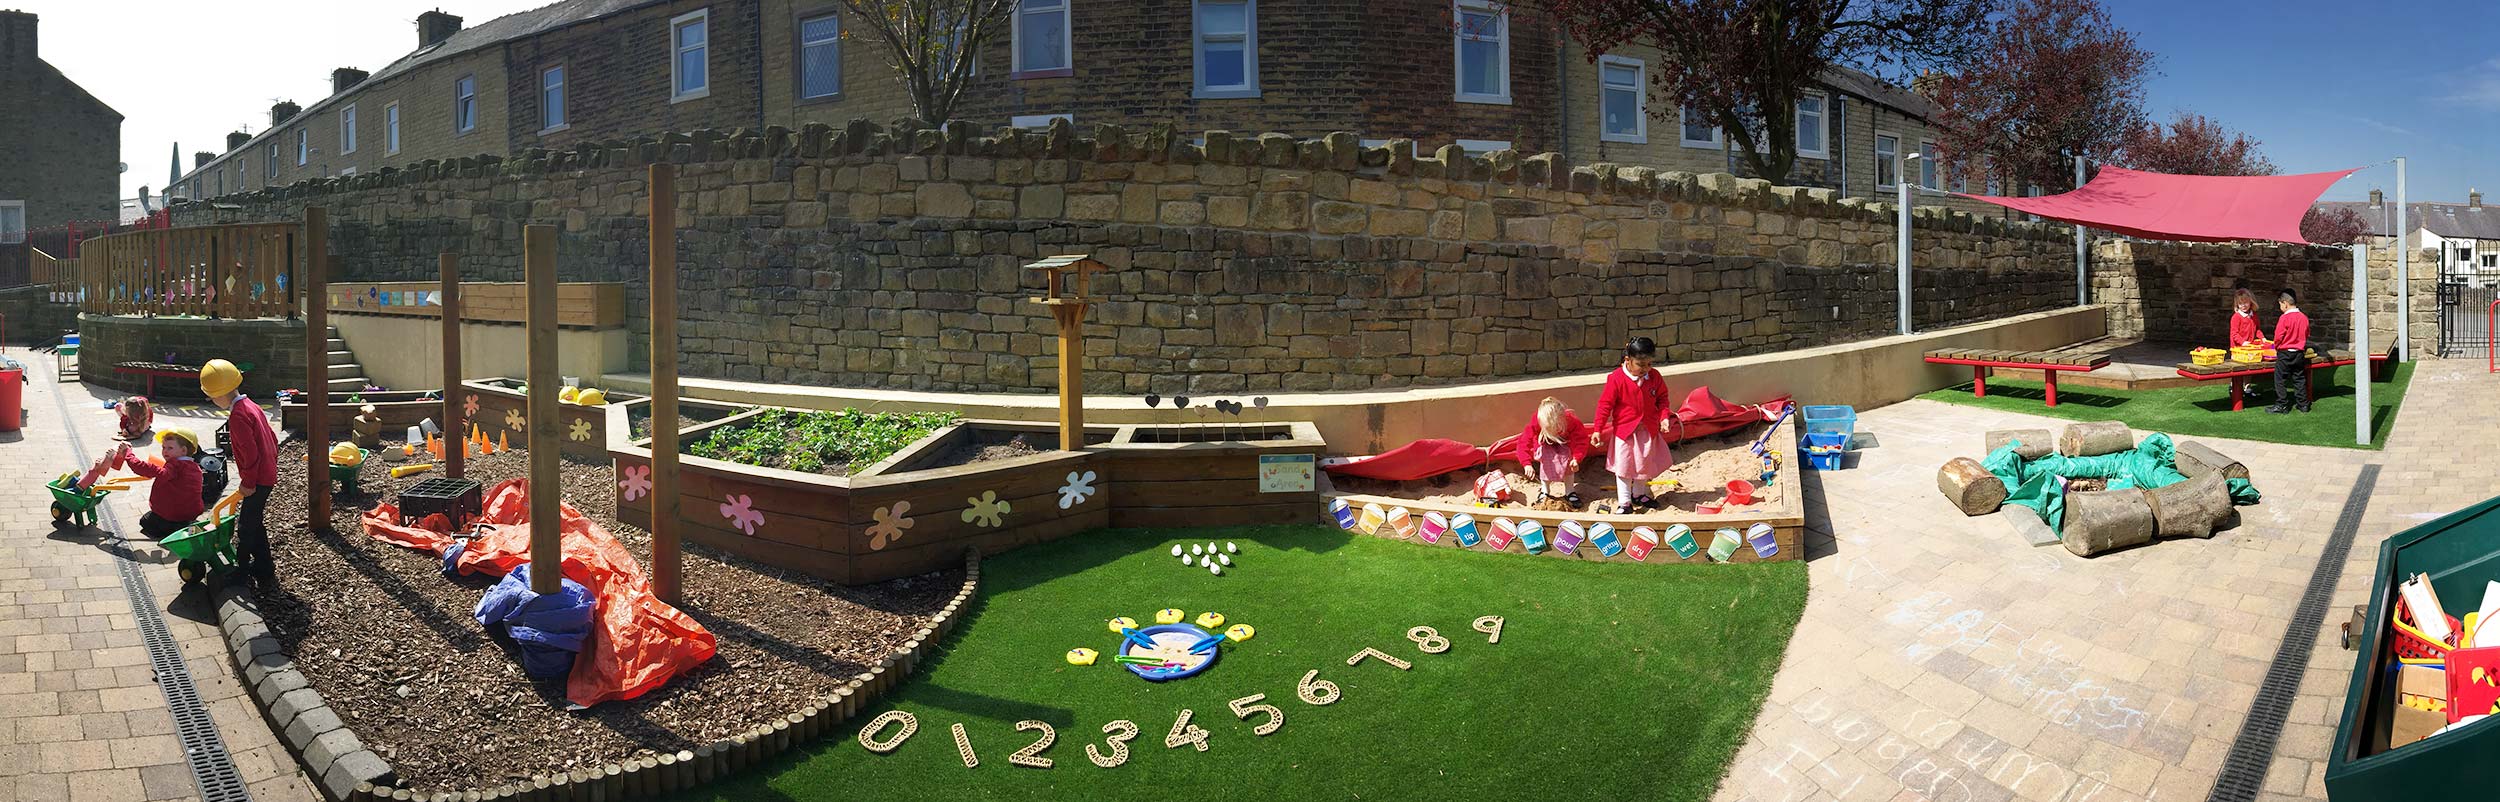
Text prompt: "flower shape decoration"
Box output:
[[464, 394, 480, 418], [619, 464, 652, 502], [568, 419, 593, 442], [1058, 471, 1099, 510], [505, 408, 525, 432], [720, 494, 764, 536], [868, 501, 915, 550], [962, 491, 1012, 528]]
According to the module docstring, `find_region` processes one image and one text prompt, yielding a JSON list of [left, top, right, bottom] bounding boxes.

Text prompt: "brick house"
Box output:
[[0, 10, 123, 236]]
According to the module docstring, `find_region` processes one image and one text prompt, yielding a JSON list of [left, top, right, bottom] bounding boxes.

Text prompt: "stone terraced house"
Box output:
[[176, 0, 1977, 214]]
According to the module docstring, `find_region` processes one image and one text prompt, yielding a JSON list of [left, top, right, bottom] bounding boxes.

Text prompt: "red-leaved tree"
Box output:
[[1927, 0, 2153, 193], [2300, 206, 2370, 245], [1535, 0, 1997, 182], [2122, 113, 2277, 176]]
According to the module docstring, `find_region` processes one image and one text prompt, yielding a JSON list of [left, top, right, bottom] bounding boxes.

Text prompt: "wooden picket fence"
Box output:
[[70, 222, 301, 318]]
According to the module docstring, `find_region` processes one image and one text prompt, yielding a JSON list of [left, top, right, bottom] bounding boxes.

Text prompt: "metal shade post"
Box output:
[[2353, 244, 2372, 446]]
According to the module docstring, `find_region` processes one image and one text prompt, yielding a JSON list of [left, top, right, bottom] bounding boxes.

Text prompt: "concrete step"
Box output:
[[326, 363, 363, 379], [326, 350, 354, 366], [325, 377, 366, 392], [327, 338, 347, 351]]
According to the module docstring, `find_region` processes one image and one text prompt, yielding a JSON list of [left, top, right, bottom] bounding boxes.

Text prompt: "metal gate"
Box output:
[[2437, 250, 2500, 358]]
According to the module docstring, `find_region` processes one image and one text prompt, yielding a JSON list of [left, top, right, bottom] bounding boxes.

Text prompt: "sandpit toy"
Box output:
[[1106, 616, 1137, 633], [1154, 608, 1185, 625], [1119, 623, 1220, 682], [1066, 648, 1099, 666], [45, 473, 118, 528], [1225, 624, 1255, 641], [391, 463, 436, 479], [164, 494, 244, 585], [1194, 611, 1226, 629], [329, 442, 371, 494], [1727, 480, 1756, 506]]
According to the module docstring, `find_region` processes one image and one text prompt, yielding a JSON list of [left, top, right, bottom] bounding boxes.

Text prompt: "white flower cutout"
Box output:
[[619, 464, 652, 502], [1058, 470, 1099, 509], [505, 408, 526, 432], [568, 419, 593, 442], [962, 491, 1011, 527], [868, 501, 915, 550]]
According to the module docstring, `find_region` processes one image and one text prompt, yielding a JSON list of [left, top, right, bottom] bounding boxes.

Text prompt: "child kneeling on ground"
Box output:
[[122, 429, 207, 539], [1517, 397, 1591, 507]]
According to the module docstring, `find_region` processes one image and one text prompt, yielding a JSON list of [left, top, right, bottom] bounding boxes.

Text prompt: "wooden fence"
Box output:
[[69, 223, 300, 318]]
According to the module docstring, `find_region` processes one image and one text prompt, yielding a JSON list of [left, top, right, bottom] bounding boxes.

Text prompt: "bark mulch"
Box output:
[[252, 439, 961, 789]]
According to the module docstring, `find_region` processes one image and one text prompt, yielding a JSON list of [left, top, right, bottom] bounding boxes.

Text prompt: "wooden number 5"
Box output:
[[1228, 693, 1284, 736]]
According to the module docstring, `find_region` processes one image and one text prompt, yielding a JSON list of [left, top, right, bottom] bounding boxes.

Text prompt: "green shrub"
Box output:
[[687, 408, 960, 474]]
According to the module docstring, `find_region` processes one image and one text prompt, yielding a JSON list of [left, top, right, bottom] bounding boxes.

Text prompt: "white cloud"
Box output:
[[2343, 116, 2414, 137], [2442, 56, 2500, 110]]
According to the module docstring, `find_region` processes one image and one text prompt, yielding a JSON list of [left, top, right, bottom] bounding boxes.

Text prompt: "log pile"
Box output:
[[1936, 458, 2007, 517], [1984, 429, 2054, 460], [1937, 423, 2252, 557]]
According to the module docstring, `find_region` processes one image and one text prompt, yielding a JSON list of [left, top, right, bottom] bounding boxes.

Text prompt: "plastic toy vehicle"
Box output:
[[163, 494, 244, 585]]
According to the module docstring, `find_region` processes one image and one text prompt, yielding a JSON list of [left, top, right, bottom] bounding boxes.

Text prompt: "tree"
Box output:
[[839, 0, 1022, 126], [2300, 206, 2369, 245], [2122, 112, 2276, 176], [1927, 0, 2153, 193], [1536, 0, 1998, 182]]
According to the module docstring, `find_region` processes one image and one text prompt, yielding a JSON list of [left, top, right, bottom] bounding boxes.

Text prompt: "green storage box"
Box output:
[[2325, 494, 2500, 799]]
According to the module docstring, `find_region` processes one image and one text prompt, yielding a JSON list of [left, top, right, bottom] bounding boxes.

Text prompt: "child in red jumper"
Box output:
[[1591, 337, 1674, 512], [121, 429, 207, 539], [202, 359, 279, 583], [2228, 289, 2267, 347], [2268, 288, 2312, 414], [1517, 397, 1591, 506]]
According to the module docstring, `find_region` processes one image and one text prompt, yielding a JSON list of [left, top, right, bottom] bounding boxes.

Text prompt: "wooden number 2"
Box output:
[[1086, 720, 1139, 768], [1009, 720, 1056, 769]]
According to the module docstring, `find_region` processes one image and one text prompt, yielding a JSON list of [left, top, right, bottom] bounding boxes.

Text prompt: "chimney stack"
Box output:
[[0, 10, 35, 64], [2473, 189, 2484, 210], [226, 131, 251, 151], [271, 100, 301, 127], [194, 151, 215, 170], [2369, 189, 2383, 206], [418, 10, 463, 49], [332, 67, 369, 95]]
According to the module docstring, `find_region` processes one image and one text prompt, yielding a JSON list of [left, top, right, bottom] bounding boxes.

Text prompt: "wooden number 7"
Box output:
[[1228, 693, 1284, 736], [1347, 647, 1412, 670]]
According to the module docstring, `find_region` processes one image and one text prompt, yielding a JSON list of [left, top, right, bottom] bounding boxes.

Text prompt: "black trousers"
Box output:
[[233, 488, 273, 578], [2273, 350, 2310, 410], [137, 512, 193, 540]]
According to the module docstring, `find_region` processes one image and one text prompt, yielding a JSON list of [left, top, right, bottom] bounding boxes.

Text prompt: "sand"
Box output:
[[1330, 424, 1789, 515]]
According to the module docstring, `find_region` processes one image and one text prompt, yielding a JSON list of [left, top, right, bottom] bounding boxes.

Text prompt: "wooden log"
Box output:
[[1936, 458, 2008, 516], [2057, 421, 2134, 457], [2173, 440, 2249, 482], [1984, 429, 2054, 460], [2145, 472, 2233, 539], [2060, 488, 2155, 557]]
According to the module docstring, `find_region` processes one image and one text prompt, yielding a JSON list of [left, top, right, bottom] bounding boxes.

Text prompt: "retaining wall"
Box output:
[[76, 313, 308, 398]]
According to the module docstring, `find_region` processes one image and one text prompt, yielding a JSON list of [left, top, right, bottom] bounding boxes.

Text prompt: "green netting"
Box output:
[[1981, 433, 2215, 533]]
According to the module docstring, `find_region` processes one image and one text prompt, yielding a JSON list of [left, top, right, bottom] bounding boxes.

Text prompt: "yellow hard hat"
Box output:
[[199, 359, 243, 397], [558, 386, 580, 404], [329, 442, 365, 467], [574, 388, 606, 406], [158, 429, 201, 453]]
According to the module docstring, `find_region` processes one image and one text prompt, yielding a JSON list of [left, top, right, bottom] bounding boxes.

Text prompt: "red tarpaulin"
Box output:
[[1956, 166, 2358, 245], [1322, 388, 1788, 482]]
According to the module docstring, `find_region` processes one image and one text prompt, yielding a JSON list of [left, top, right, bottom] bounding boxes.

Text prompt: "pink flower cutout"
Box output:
[[867, 501, 914, 551], [720, 494, 765, 536], [464, 394, 480, 418], [619, 464, 652, 502]]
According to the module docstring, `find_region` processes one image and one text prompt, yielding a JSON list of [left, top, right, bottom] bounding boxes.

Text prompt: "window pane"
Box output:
[[1202, 42, 1245, 88], [681, 48, 708, 92], [1921, 151, 1939, 188], [1682, 108, 1714, 142], [802, 41, 840, 97], [1601, 62, 1636, 88], [678, 19, 706, 50], [1024, 0, 1062, 7], [1020, 10, 1065, 70], [799, 15, 839, 43], [1875, 137, 1897, 185], [1199, 1, 1245, 36], [1602, 88, 1636, 135], [1459, 39, 1498, 95], [546, 85, 564, 127], [1460, 10, 1497, 38]]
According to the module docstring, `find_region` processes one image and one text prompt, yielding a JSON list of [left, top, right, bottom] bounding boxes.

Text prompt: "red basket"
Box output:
[[2393, 598, 2463, 662]]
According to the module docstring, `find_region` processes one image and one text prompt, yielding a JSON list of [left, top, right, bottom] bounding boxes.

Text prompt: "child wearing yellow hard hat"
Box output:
[[201, 359, 279, 583], [122, 429, 207, 539]]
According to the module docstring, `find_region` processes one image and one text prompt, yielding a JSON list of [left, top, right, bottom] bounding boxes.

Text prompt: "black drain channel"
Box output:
[[47, 371, 255, 802], [2204, 463, 2379, 802]]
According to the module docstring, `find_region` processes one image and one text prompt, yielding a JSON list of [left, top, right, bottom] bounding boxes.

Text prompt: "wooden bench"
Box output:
[[2172, 349, 2389, 411], [1922, 349, 2114, 407], [112, 361, 236, 399]]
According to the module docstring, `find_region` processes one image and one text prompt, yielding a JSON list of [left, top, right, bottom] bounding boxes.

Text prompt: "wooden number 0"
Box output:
[[1009, 720, 1056, 769], [1086, 720, 1139, 768], [857, 710, 918, 754], [1473, 615, 1505, 644]]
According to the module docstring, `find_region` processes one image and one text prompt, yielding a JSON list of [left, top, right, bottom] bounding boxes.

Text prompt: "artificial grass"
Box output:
[[1917, 361, 2414, 449], [665, 524, 1807, 802]]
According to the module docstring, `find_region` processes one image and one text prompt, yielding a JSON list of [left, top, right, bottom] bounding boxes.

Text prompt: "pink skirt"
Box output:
[[1607, 427, 1673, 482], [1533, 441, 1575, 480]]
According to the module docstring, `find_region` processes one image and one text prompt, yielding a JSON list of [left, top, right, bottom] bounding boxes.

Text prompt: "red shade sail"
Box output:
[[1955, 166, 2359, 245]]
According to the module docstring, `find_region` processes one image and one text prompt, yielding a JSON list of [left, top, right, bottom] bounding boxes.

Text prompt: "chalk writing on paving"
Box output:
[[1885, 592, 2159, 743], [1734, 696, 2129, 802]]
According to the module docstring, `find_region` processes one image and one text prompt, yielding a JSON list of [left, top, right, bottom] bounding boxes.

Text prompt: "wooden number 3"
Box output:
[[1086, 720, 1139, 768]]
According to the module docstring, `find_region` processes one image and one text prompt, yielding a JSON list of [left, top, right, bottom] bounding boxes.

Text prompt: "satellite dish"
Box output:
[[118, 162, 128, 173]]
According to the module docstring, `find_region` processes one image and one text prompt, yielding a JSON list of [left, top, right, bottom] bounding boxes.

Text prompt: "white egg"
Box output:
[[1180, 555, 1193, 566], [1191, 544, 1203, 555], [1209, 564, 1222, 576], [1219, 554, 1232, 566], [1171, 544, 1183, 556], [1226, 542, 1238, 553], [1205, 542, 1217, 554]]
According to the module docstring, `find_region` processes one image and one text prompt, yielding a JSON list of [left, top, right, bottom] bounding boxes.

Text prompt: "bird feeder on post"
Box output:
[[1027, 255, 1111, 452]]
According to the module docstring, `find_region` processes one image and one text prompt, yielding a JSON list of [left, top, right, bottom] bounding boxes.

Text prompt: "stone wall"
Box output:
[[76, 314, 308, 399], [2090, 239, 2436, 355], [175, 120, 2092, 394], [0, 285, 78, 345]]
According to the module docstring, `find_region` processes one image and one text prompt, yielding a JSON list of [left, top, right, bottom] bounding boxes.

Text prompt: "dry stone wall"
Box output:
[[176, 120, 2088, 394], [2090, 239, 2436, 355]]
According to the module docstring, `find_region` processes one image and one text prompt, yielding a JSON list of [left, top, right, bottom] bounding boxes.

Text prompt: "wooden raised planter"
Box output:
[[1315, 424, 1805, 564], [608, 412, 1327, 586], [464, 377, 644, 459], [280, 389, 445, 438]]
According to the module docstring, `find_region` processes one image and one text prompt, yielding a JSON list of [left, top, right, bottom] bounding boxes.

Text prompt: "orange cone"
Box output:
[[499, 431, 509, 453]]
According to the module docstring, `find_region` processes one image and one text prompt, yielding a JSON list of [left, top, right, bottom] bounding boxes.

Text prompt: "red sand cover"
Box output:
[[1322, 387, 1790, 481], [363, 478, 717, 708]]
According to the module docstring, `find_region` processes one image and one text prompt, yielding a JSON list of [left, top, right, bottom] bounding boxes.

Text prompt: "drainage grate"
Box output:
[[2204, 463, 2380, 802], [52, 382, 256, 802]]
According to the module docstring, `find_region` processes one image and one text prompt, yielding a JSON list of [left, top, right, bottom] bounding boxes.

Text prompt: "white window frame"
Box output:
[[1012, 0, 1073, 76], [1451, 0, 1509, 105], [266, 142, 279, 178], [1596, 55, 1645, 144], [455, 74, 478, 134], [1192, 0, 1258, 99], [296, 129, 309, 166], [1873, 131, 1900, 189], [385, 102, 402, 155], [1794, 92, 1827, 160], [337, 166, 357, 177], [540, 65, 568, 132], [798, 13, 842, 100], [671, 9, 712, 102], [1678, 106, 1722, 149], [1010, 113, 1073, 129], [1455, 139, 1512, 154], [1918, 139, 1941, 190], [339, 104, 358, 154], [0, 200, 24, 244]]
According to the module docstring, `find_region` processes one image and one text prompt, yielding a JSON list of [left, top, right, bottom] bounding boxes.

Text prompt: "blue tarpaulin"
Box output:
[[474, 564, 595, 678]]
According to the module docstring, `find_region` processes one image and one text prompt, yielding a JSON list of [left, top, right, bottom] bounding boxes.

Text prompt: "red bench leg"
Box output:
[[2229, 377, 2245, 412], [2044, 369, 2060, 407], [1973, 366, 1988, 398]]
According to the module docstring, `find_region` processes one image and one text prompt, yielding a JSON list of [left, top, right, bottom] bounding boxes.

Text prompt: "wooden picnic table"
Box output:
[[2171, 349, 2388, 411], [112, 361, 233, 399], [1922, 348, 2114, 407]]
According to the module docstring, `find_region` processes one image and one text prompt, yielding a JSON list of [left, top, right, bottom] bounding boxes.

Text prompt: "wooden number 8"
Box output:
[[1086, 720, 1139, 768], [1407, 626, 1451, 654]]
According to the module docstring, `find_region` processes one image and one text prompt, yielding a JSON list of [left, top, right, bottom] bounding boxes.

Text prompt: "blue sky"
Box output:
[[2102, 0, 2500, 201]]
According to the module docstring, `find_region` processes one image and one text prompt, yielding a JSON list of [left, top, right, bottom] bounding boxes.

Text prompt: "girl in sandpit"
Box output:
[[1516, 397, 1591, 507], [2229, 288, 2267, 347], [1591, 337, 1674, 512]]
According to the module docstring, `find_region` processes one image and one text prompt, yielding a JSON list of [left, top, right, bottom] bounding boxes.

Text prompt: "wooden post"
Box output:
[[306, 207, 332, 528], [649, 164, 683, 603], [441, 253, 464, 479], [1025, 255, 1111, 452], [525, 225, 561, 594]]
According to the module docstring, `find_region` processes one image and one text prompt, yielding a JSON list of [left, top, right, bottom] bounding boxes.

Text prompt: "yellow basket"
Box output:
[[2229, 345, 2264, 364], [2190, 348, 2225, 366]]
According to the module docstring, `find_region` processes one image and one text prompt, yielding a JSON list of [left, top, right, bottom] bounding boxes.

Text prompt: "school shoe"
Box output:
[[2266, 406, 2290, 414], [2297, 403, 2312, 412]]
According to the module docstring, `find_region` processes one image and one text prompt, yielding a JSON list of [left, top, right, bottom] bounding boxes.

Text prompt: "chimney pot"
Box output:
[[194, 151, 214, 170], [418, 10, 464, 49], [226, 131, 250, 151], [331, 67, 369, 95], [2369, 189, 2383, 206], [0, 10, 35, 64], [271, 100, 301, 127], [2473, 189, 2484, 210]]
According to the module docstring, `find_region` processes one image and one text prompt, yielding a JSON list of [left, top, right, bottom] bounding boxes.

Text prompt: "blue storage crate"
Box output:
[[1803, 432, 1848, 470], [1801, 405, 1857, 437]]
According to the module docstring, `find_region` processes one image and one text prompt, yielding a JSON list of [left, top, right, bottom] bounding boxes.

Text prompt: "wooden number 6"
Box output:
[[1296, 669, 1342, 706]]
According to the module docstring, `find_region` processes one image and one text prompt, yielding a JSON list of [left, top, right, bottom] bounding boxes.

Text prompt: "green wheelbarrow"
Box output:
[[163, 494, 245, 585], [45, 472, 125, 529]]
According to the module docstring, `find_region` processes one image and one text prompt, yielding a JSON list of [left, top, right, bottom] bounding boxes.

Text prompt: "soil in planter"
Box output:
[[926, 429, 1045, 469], [685, 408, 959, 477], [628, 412, 707, 441], [253, 439, 960, 789], [1329, 425, 1786, 515]]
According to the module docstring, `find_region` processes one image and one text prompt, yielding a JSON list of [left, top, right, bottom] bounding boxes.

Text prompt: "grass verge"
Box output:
[[1917, 362, 2413, 449]]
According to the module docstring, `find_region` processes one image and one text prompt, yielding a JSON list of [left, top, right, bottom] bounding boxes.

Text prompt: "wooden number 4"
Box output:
[[1165, 708, 1211, 752], [1228, 693, 1284, 736], [1347, 646, 1412, 670]]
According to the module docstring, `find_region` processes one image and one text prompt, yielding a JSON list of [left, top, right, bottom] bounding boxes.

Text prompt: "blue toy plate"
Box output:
[[1120, 623, 1220, 682]]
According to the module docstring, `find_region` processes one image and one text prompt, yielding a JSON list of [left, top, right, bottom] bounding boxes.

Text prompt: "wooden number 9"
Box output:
[[1473, 615, 1505, 644]]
